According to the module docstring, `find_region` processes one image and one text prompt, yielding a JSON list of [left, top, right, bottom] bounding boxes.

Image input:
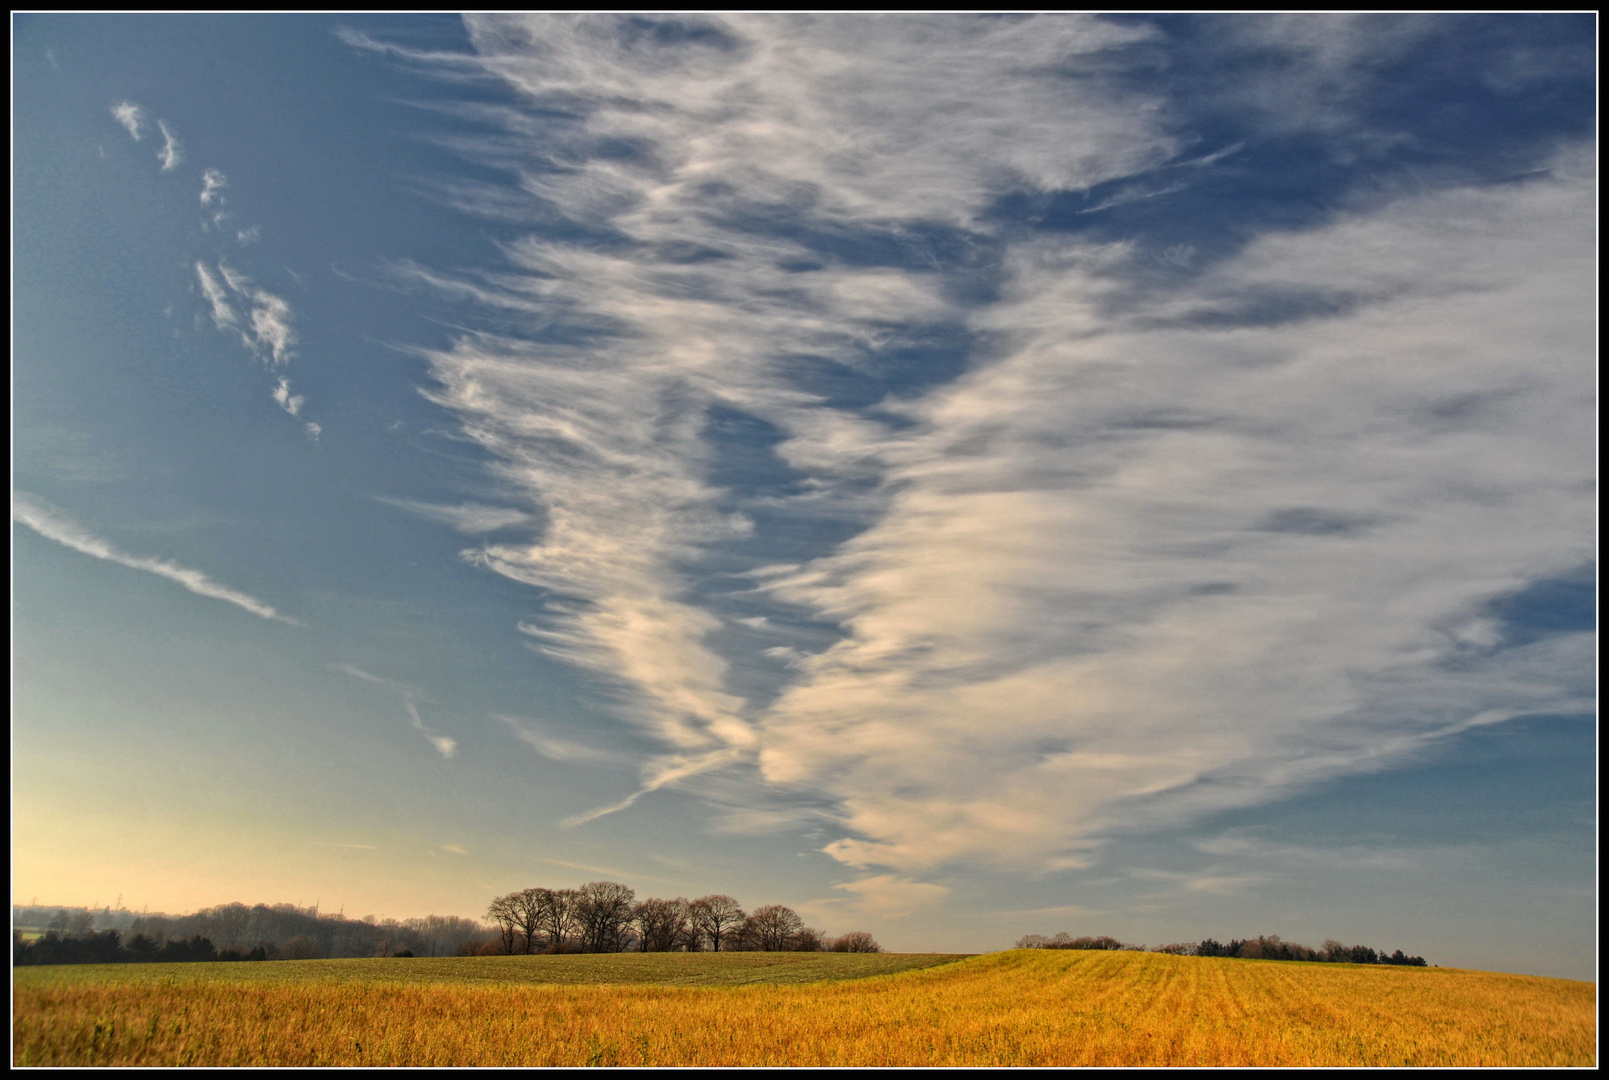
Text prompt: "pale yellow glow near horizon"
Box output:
[[12, 778, 499, 921]]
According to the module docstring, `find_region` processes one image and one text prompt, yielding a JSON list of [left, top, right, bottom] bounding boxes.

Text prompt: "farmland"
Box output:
[[13, 950, 1595, 1067]]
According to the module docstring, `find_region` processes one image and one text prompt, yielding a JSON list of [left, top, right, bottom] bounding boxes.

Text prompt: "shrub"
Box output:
[[789, 928, 827, 952], [830, 932, 882, 953]]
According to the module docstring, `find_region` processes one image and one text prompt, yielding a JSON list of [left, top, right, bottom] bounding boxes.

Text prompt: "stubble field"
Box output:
[[12, 949, 1596, 1067]]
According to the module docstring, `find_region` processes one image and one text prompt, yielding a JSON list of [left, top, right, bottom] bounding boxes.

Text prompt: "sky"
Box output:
[[11, 14, 1596, 979]]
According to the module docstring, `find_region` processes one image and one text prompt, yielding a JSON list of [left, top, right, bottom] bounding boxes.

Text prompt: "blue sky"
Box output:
[[12, 14, 1595, 978]]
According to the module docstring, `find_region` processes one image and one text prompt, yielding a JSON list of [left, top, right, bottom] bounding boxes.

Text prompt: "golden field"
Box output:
[[13, 949, 1596, 1067]]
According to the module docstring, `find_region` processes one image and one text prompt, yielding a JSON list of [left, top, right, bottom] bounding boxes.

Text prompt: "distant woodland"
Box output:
[[12, 903, 486, 965], [11, 888, 883, 966], [1015, 933, 1429, 966]]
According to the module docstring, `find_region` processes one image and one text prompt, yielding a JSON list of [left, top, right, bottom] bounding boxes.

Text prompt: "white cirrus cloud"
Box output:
[[757, 147, 1596, 874], [494, 713, 626, 766], [195, 261, 238, 330], [110, 100, 147, 141], [196, 260, 308, 431], [200, 167, 228, 206], [369, 14, 1169, 812], [155, 119, 183, 170], [378, 498, 534, 534], [13, 492, 298, 625], [271, 377, 304, 417], [404, 695, 457, 759], [199, 261, 297, 364], [334, 664, 458, 759], [330, 663, 419, 695], [354, 17, 1594, 885], [246, 287, 296, 366]]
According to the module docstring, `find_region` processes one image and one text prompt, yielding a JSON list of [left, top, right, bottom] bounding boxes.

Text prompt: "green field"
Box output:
[[12, 950, 966, 989]]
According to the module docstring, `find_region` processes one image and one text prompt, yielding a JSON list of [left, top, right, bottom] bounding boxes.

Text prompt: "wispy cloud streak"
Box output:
[[367, 15, 1165, 810], [155, 119, 183, 170], [404, 697, 458, 759], [248, 290, 296, 367], [329, 663, 417, 693], [495, 714, 625, 766], [196, 259, 309, 434], [360, 16, 1595, 878], [333, 664, 457, 758], [199, 261, 297, 365], [13, 492, 297, 624], [109, 111, 300, 433], [195, 261, 238, 329], [200, 168, 228, 206], [378, 498, 533, 534], [760, 151, 1597, 873]]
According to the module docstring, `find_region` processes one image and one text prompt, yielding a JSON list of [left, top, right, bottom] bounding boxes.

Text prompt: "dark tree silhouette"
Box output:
[[513, 889, 550, 955], [634, 897, 692, 952], [537, 888, 581, 954], [749, 905, 805, 951], [487, 894, 521, 955], [688, 895, 745, 952], [575, 881, 636, 953]]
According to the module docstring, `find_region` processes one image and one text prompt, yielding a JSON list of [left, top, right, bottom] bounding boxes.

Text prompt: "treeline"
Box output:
[[14, 930, 258, 966], [13, 905, 146, 936], [13, 903, 488, 966], [482, 883, 880, 954], [1015, 932, 1427, 966]]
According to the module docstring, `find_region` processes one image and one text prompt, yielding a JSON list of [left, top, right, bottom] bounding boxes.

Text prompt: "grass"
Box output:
[[13, 950, 1596, 1067], [11, 950, 965, 989]]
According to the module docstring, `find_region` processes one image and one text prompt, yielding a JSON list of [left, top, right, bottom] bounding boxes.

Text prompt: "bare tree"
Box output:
[[512, 889, 550, 954], [688, 895, 745, 952], [486, 893, 520, 955], [535, 888, 580, 953], [727, 916, 761, 951], [749, 904, 805, 951], [205, 903, 251, 950], [791, 926, 827, 952], [575, 881, 636, 953], [634, 897, 691, 952], [404, 915, 489, 958]]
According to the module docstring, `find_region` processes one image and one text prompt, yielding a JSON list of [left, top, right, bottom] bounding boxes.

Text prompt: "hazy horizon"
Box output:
[[13, 14, 1595, 981]]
